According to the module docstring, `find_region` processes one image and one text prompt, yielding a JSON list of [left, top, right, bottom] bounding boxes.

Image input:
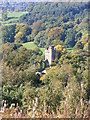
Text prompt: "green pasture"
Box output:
[[2, 11, 28, 25], [22, 42, 45, 54], [66, 48, 73, 53]]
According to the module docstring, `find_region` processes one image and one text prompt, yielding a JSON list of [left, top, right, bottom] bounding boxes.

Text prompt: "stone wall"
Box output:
[[45, 46, 56, 65]]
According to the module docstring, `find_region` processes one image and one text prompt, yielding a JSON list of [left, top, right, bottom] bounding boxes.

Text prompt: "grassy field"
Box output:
[[22, 42, 45, 54], [66, 48, 73, 53], [2, 11, 28, 25], [22, 42, 37, 50], [40, 48, 45, 54], [8, 11, 28, 18]]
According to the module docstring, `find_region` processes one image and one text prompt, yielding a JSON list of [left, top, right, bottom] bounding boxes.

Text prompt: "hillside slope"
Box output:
[[19, 2, 89, 48]]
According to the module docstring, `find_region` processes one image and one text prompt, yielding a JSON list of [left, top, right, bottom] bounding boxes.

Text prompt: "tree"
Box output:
[[2, 8, 8, 21], [48, 27, 65, 43], [2, 25, 16, 43], [55, 44, 66, 59], [15, 24, 32, 43], [3, 84, 23, 107], [65, 28, 76, 47], [15, 31, 25, 43], [60, 77, 81, 118], [34, 31, 47, 47]]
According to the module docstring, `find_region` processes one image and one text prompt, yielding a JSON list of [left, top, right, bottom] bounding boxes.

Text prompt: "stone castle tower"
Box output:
[[45, 46, 56, 65]]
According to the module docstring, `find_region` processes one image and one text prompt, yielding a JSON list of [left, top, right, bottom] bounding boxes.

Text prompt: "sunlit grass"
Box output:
[[22, 42, 45, 54], [2, 11, 28, 25]]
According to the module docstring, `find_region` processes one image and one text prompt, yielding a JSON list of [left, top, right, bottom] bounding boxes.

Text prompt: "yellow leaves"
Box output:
[[15, 31, 23, 39], [40, 66, 57, 81], [78, 34, 88, 51], [55, 45, 62, 52], [62, 48, 66, 53], [15, 24, 23, 33], [48, 27, 64, 40], [14, 31, 24, 43], [40, 73, 49, 81], [81, 34, 88, 44], [83, 42, 88, 51], [50, 66, 57, 71], [55, 44, 66, 54]]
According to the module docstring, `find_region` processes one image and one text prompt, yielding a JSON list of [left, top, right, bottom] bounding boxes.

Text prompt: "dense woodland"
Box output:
[[0, 2, 90, 118]]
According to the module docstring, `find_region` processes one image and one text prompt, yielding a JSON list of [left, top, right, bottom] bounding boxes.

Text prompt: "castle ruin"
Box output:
[[45, 46, 56, 65]]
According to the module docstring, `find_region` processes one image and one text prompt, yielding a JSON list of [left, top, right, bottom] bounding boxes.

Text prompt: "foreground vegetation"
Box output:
[[1, 2, 89, 118]]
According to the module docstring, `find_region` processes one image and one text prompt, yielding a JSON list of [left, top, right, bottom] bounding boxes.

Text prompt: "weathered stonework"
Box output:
[[45, 46, 56, 65]]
